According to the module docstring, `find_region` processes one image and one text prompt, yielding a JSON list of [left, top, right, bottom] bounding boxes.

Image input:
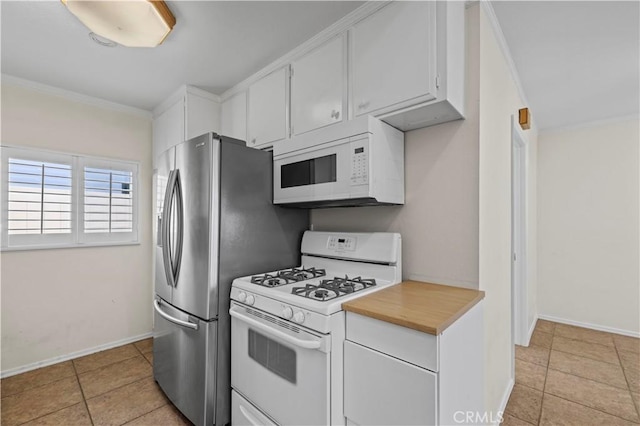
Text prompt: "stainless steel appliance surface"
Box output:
[[153, 133, 308, 426], [230, 231, 402, 425]]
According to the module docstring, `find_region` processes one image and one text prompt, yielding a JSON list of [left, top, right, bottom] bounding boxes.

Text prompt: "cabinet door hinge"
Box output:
[[435, 75, 441, 89]]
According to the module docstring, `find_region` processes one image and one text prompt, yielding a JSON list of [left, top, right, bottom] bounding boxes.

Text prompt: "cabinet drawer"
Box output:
[[346, 312, 438, 371], [344, 341, 437, 425]]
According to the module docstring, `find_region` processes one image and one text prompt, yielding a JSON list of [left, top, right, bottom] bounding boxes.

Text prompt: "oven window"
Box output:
[[281, 154, 336, 188], [248, 329, 297, 384]]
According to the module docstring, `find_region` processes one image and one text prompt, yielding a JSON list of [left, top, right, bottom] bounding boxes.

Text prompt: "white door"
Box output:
[[247, 67, 288, 148], [511, 117, 529, 349], [350, 1, 437, 118], [291, 35, 344, 136]]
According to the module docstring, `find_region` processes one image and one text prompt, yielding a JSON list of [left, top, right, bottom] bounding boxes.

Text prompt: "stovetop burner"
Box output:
[[291, 275, 377, 301], [250, 267, 326, 287]]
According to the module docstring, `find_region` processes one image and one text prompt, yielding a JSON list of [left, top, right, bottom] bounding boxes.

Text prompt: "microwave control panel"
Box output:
[[350, 142, 368, 186]]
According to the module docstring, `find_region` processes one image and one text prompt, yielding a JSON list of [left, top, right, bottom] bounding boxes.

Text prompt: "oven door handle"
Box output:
[[230, 306, 321, 350]]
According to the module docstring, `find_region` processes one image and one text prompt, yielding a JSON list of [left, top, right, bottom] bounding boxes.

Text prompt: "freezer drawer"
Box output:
[[153, 298, 217, 426]]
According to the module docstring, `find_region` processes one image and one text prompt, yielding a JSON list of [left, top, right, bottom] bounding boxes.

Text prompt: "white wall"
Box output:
[[311, 5, 481, 290], [0, 83, 153, 374], [478, 4, 538, 415], [537, 117, 640, 335]]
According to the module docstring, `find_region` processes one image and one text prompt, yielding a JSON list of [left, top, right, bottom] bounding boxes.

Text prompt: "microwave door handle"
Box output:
[[229, 306, 321, 350], [161, 170, 177, 288], [154, 299, 198, 330], [171, 170, 184, 287]]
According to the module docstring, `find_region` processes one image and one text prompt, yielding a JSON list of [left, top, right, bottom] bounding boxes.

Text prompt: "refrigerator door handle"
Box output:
[[171, 170, 184, 287], [154, 299, 199, 330], [161, 170, 177, 288]]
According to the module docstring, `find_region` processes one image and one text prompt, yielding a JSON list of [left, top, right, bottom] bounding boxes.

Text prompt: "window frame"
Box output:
[[1, 145, 140, 251]]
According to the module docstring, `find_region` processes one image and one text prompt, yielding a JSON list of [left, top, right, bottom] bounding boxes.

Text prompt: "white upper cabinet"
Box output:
[[247, 67, 289, 148], [221, 91, 247, 141], [152, 86, 220, 165], [350, 1, 437, 119], [291, 35, 345, 136]]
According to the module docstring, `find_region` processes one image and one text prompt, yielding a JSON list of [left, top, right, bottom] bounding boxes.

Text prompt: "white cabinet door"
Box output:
[[247, 67, 288, 148], [185, 92, 220, 140], [351, 1, 437, 117], [152, 98, 184, 165], [344, 341, 437, 426], [221, 91, 247, 141], [291, 35, 344, 136]]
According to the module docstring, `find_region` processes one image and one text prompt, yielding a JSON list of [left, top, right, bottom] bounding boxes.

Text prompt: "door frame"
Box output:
[[511, 116, 529, 355]]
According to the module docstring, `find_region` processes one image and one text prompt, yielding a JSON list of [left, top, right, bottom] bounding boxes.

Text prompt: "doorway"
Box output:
[[511, 116, 529, 352]]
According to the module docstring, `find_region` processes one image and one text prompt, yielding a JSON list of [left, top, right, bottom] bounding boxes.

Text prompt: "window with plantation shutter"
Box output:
[[1, 145, 139, 250], [83, 167, 134, 233], [8, 158, 73, 235]]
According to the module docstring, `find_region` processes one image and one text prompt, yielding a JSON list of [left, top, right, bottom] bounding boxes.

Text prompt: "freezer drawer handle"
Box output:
[[229, 306, 321, 350], [154, 299, 199, 330]]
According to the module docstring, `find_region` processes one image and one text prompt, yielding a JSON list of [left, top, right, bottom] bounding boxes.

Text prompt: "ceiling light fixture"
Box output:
[[61, 0, 176, 48]]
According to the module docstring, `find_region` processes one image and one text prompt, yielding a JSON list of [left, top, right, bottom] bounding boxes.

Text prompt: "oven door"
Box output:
[[230, 302, 331, 425], [273, 136, 370, 205]]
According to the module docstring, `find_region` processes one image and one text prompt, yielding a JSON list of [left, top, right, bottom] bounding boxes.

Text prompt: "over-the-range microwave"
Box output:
[[273, 116, 404, 208]]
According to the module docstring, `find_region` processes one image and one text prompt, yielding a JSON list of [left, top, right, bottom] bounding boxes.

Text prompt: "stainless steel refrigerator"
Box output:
[[153, 133, 308, 426]]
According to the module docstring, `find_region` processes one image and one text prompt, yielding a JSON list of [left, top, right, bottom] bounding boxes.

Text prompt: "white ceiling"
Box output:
[[2, 1, 638, 130], [492, 1, 639, 130], [0, 1, 363, 111]]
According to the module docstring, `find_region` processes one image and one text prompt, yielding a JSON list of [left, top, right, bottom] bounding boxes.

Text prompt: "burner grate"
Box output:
[[250, 267, 326, 288], [291, 275, 377, 301]]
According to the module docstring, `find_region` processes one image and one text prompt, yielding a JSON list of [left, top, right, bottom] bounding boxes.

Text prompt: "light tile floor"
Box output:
[[2, 321, 638, 425], [0, 338, 191, 426], [503, 320, 640, 425]]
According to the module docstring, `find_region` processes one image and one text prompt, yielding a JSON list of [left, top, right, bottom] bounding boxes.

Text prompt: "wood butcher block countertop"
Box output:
[[342, 281, 485, 335]]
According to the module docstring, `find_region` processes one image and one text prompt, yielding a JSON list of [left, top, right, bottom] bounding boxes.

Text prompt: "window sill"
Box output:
[[0, 240, 141, 252]]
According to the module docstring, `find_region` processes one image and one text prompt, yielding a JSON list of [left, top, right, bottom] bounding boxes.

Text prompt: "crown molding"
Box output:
[[479, 1, 530, 108], [220, 1, 390, 101], [1, 74, 152, 119]]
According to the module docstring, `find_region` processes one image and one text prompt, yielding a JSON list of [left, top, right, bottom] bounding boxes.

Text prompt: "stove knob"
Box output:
[[237, 292, 247, 303], [293, 311, 305, 324], [246, 294, 255, 306], [282, 307, 293, 320]]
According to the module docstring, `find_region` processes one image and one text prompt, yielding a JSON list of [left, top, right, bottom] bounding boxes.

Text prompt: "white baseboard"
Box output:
[[524, 315, 538, 346], [493, 377, 515, 425], [537, 314, 640, 338], [0, 331, 153, 378]]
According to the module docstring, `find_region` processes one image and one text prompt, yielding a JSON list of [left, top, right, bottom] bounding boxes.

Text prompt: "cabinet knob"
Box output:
[[358, 101, 370, 110], [331, 110, 340, 120]]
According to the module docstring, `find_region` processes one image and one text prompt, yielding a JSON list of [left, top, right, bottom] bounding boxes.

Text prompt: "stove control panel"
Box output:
[[327, 235, 356, 252]]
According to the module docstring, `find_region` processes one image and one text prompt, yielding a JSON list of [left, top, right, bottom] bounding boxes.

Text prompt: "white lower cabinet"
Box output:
[[344, 302, 484, 426], [344, 341, 437, 425]]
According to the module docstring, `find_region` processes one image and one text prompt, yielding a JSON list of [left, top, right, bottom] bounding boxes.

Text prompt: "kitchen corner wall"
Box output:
[[537, 117, 640, 335], [0, 84, 153, 374], [478, 3, 539, 416], [312, 5, 481, 291]]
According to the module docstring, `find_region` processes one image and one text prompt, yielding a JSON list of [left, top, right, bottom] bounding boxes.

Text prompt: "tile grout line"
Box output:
[[72, 359, 95, 426], [119, 403, 171, 426], [612, 340, 640, 420], [537, 324, 555, 425], [0, 372, 77, 401], [542, 390, 640, 424]]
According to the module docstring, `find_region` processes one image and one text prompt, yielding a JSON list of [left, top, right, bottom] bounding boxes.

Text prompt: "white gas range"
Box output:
[[229, 231, 401, 426]]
